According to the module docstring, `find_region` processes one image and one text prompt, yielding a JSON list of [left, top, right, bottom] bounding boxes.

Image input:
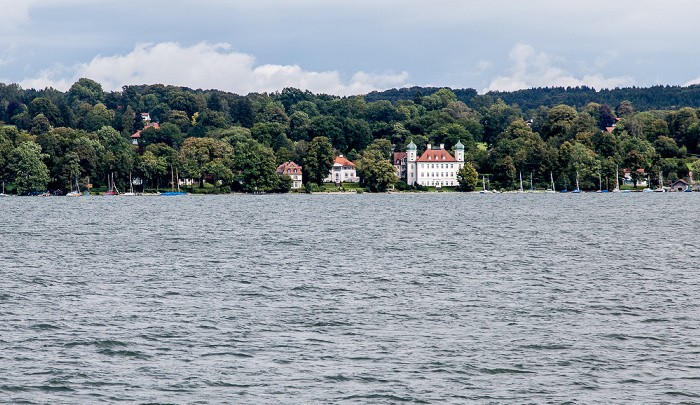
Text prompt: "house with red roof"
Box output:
[[406, 141, 465, 187], [393, 151, 407, 180], [131, 122, 160, 145], [276, 161, 303, 189], [323, 155, 359, 183], [622, 168, 647, 187]]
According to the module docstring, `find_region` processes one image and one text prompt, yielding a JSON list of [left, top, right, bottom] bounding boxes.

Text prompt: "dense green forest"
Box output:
[[1, 79, 700, 194]]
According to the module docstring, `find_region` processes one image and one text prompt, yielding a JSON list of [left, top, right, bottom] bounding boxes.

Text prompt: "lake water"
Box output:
[[1, 193, 699, 404]]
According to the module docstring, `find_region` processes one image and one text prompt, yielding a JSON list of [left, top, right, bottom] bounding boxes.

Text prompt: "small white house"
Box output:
[[622, 169, 647, 187], [324, 155, 359, 183]]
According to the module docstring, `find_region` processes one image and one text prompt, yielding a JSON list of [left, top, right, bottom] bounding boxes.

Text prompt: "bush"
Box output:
[[219, 185, 231, 193], [304, 182, 322, 193], [395, 179, 413, 191], [414, 184, 429, 191]]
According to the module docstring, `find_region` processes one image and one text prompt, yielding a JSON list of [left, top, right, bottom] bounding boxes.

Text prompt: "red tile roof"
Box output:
[[276, 161, 302, 174], [335, 156, 355, 167], [393, 152, 407, 164], [131, 123, 160, 138], [416, 148, 457, 162]]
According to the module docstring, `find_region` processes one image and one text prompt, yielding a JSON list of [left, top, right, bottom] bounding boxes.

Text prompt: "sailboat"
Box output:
[[518, 172, 524, 193], [571, 171, 582, 193], [685, 171, 693, 192], [545, 172, 555, 193], [654, 171, 665, 192], [479, 175, 487, 193], [0, 181, 8, 197], [66, 174, 82, 197], [560, 176, 568, 193], [612, 163, 620, 192], [122, 172, 136, 196], [527, 172, 534, 193], [160, 165, 187, 195], [642, 173, 653, 192], [104, 173, 119, 195], [83, 176, 92, 196]]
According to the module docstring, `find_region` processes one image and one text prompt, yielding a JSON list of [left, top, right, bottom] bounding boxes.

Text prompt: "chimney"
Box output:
[[427, 144, 431, 150], [440, 144, 444, 149]]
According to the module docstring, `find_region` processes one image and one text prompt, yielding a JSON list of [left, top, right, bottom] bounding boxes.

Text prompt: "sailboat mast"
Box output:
[[171, 165, 175, 192], [519, 172, 523, 192], [551, 171, 555, 192]]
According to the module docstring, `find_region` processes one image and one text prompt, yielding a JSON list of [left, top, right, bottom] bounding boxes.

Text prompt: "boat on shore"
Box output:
[[571, 171, 581, 193]]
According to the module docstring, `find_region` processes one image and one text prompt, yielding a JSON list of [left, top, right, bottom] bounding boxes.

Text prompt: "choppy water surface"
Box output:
[[1, 193, 700, 404]]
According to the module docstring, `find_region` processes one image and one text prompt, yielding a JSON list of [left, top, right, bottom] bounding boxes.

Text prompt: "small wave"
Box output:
[[311, 321, 352, 327], [37, 385, 74, 392], [0, 385, 30, 392], [65, 339, 128, 348], [98, 349, 150, 359], [521, 344, 571, 350], [325, 374, 350, 381], [205, 381, 259, 388], [630, 335, 664, 341], [342, 394, 426, 403], [665, 391, 700, 398], [200, 352, 252, 358], [30, 323, 60, 330], [605, 333, 628, 340], [479, 367, 534, 374]]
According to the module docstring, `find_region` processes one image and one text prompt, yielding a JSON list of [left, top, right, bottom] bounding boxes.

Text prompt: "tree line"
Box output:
[[1, 79, 700, 194]]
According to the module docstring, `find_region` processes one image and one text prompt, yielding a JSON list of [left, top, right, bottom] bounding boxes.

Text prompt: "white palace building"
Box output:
[[406, 141, 464, 187]]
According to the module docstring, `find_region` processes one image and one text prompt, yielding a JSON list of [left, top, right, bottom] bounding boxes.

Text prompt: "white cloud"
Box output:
[[486, 43, 634, 92], [19, 42, 409, 96]]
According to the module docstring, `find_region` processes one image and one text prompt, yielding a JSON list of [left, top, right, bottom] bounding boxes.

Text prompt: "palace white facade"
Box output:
[[406, 141, 464, 187]]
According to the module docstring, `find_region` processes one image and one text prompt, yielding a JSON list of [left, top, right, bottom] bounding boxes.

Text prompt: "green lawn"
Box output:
[[322, 182, 362, 190]]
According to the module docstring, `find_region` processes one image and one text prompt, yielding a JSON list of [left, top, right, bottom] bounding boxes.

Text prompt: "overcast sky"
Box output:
[[2, 0, 700, 96]]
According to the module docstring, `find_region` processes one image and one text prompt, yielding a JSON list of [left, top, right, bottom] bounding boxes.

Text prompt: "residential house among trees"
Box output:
[[622, 169, 647, 187], [393, 151, 407, 180], [324, 155, 359, 183], [131, 122, 160, 145], [276, 161, 303, 189], [406, 141, 464, 187]]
